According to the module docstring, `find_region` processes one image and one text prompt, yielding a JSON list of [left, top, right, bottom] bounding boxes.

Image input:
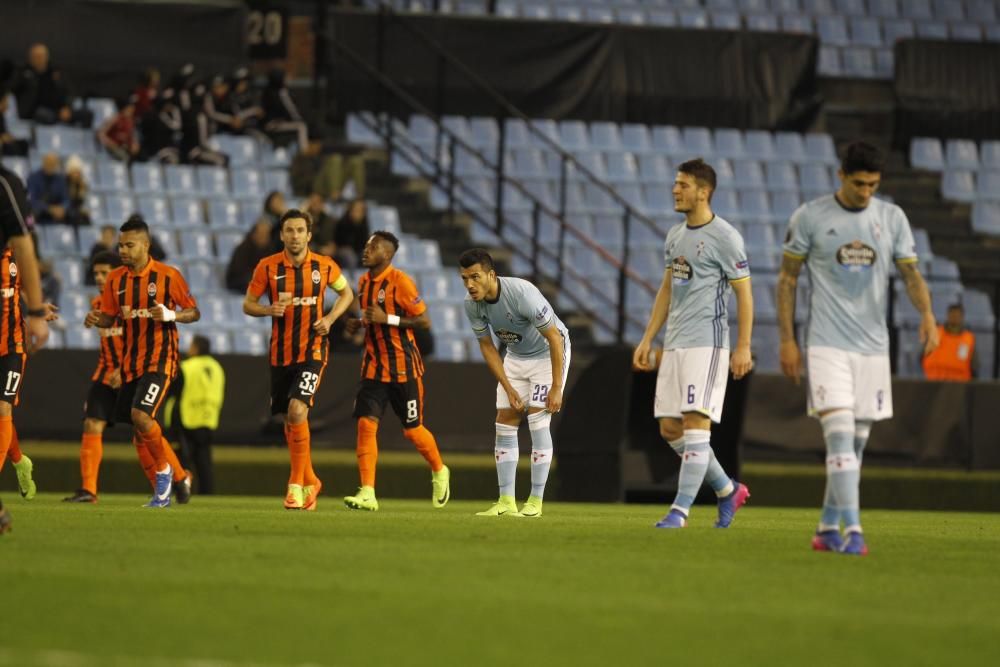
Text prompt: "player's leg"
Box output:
[[0, 353, 23, 475], [65, 416, 106, 502], [477, 357, 530, 516], [189, 428, 215, 495], [286, 363, 323, 510], [129, 374, 174, 508], [269, 365, 302, 508], [395, 378, 449, 508], [346, 380, 387, 511], [519, 345, 570, 518], [8, 424, 36, 500]]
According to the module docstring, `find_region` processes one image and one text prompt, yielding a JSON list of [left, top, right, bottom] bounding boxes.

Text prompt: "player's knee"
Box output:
[[402, 425, 424, 442], [131, 409, 153, 430], [83, 418, 105, 434], [681, 412, 711, 431], [659, 419, 683, 442], [526, 410, 551, 431], [496, 409, 521, 426], [0, 401, 12, 417], [286, 400, 309, 424]]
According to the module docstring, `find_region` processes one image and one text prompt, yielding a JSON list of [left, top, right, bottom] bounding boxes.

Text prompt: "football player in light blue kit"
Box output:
[[633, 159, 754, 529], [459, 248, 569, 518], [778, 141, 939, 556]]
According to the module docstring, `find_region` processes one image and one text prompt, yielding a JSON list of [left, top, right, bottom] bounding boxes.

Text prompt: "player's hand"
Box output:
[[362, 305, 387, 325], [149, 303, 175, 322], [25, 316, 49, 355], [109, 369, 122, 390], [268, 302, 287, 317], [546, 385, 563, 413], [632, 339, 654, 371], [84, 309, 103, 329], [730, 344, 753, 380], [920, 314, 940, 356], [312, 316, 333, 336], [779, 340, 801, 384], [345, 317, 363, 335], [505, 387, 525, 412]]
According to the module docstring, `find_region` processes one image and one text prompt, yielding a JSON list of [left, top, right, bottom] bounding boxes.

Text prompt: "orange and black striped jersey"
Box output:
[[358, 265, 426, 383], [100, 259, 197, 383], [248, 250, 348, 367], [0, 248, 25, 357], [90, 295, 124, 386]]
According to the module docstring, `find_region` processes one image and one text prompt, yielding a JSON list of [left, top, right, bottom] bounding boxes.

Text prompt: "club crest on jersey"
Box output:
[[672, 256, 693, 285], [311, 269, 321, 284], [836, 240, 876, 272], [377, 289, 386, 304], [8, 262, 16, 277], [147, 283, 157, 298], [495, 329, 523, 345], [696, 241, 705, 257]]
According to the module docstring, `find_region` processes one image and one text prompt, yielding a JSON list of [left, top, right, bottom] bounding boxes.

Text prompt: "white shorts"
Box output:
[[496, 340, 572, 410], [806, 346, 893, 421], [654, 347, 729, 423]]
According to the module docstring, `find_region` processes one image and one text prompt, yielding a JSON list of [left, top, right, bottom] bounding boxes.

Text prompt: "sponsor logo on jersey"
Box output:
[[100, 326, 124, 337], [836, 240, 876, 271], [495, 329, 524, 345], [0, 288, 14, 298], [289, 296, 318, 306], [122, 306, 155, 319], [736, 259, 749, 270], [672, 256, 693, 285], [535, 305, 549, 322]]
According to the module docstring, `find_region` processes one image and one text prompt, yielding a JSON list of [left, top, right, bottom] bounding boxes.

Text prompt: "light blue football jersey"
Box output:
[[662, 216, 750, 350], [783, 194, 918, 354], [464, 277, 569, 360]]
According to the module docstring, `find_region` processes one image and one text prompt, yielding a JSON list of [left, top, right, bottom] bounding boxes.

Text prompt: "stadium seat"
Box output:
[[883, 18, 916, 43], [712, 189, 740, 219], [170, 197, 205, 226], [800, 164, 832, 194], [35, 125, 85, 156], [165, 165, 198, 194], [843, 47, 877, 78], [434, 334, 469, 362], [137, 195, 171, 225], [469, 117, 499, 148], [946, 139, 980, 169], [346, 112, 381, 147], [647, 9, 678, 26], [765, 162, 798, 192], [682, 127, 713, 157], [745, 13, 779, 31], [1, 156, 29, 182], [972, 201, 1000, 236], [775, 133, 807, 163], [95, 161, 130, 193], [976, 171, 1000, 201], [569, 152, 607, 182], [739, 190, 773, 224], [744, 130, 777, 162], [264, 170, 290, 194], [916, 21, 949, 39], [652, 126, 685, 155], [781, 15, 814, 35], [590, 122, 622, 152], [197, 166, 229, 196], [54, 257, 85, 285], [199, 294, 230, 324], [643, 184, 673, 215], [605, 152, 639, 184], [615, 7, 646, 25], [714, 129, 745, 159], [184, 260, 216, 287], [104, 194, 137, 222], [804, 135, 838, 165], [620, 124, 652, 155], [772, 191, 802, 220], [503, 118, 531, 148], [902, 0, 933, 20], [941, 170, 976, 202], [208, 199, 243, 228], [733, 160, 765, 189], [130, 162, 164, 194], [817, 16, 850, 46], [215, 231, 243, 260], [950, 23, 983, 41], [64, 326, 100, 351], [638, 154, 671, 185], [910, 137, 945, 171], [980, 141, 1000, 170], [260, 143, 294, 169], [232, 330, 268, 355], [76, 225, 103, 255], [219, 135, 258, 166]]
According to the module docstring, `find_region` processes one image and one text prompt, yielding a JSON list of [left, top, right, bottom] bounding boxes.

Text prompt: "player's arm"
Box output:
[[730, 277, 753, 380], [776, 253, 805, 383], [86, 276, 117, 329], [539, 323, 565, 413], [896, 259, 939, 356], [161, 305, 199, 324], [8, 234, 59, 353], [633, 267, 672, 371], [243, 262, 285, 318], [153, 270, 200, 324], [313, 275, 354, 336], [475, 334, 525, 412], [362, 275, 430, 330]]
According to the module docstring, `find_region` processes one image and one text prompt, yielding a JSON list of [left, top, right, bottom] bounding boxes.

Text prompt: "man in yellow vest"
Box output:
[[178, 335, 226, 493], [923, 304, 977, 382]]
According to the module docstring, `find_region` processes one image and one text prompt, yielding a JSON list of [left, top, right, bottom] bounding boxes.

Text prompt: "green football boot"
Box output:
[[431, 465, 451, 508], [475, 495, 520, 517], [518, 496, 543, 518], [12, 455, 36, 500], [344, 485, 379, 511]]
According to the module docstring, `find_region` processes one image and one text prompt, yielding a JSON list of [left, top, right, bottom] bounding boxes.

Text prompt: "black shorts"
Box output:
[[352, 377, 425, 429], [84, 381, 118, 425], [0, 353, 26, 407], [114, 372, 171, 424], [270, 362, 325, 415]]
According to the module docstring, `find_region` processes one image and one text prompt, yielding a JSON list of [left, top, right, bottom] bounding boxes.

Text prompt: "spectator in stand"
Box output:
[[923, 303, 978, 381], [140, 87, 181, 164], [133, 68, 160, 118], [181, 78, 227, 166], [0, 88, 29, 157], [11, 43, 93, 127], [229, 67, 265, 138], [97, 96, 141, 162], [306, 193, 336, 256], [26, 153, 69, 224], [39, 257, 61, 310], [260, 68, 308, 150], [204, 75, 239, 134], [296, 140, 366, 202], [260, 190, 288, 250], [224, 220, 273, 293], [64, 155, 91, 226], [84, 224, 116, 285], [333, 198, 370, 268]]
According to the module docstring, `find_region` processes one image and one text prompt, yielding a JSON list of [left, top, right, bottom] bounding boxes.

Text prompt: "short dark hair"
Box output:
[[91, 250, 120, 268], [841, 141, 884, 175], [120, 214, 150, 236], [677, 158, 717, 194], [371, 230, 399, 252], [191, 334, 211, 356], [279, 208, 312, 233], [948, 303, 964, 312], [459, 248, 495, 273]]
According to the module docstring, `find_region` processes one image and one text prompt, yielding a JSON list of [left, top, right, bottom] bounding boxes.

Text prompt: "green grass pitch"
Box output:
[[2, 495, 998, 667]]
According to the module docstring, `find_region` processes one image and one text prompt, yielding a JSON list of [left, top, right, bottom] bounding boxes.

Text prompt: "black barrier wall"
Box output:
[[330, 9, 820, 130], [0, 0, 246, 98]]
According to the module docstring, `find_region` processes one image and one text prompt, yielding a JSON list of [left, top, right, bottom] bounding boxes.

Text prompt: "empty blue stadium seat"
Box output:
[[104, 194, 137, 222], [615, 7, 646, 25], [781, 15, 814, 35], [261, 143, 294, 169], [772, 191, 802, 220], [652, 126, 685, 155], [950, 23, 983, 41], [869, 0, 900, 17], [972, 201, 1000, 235], [733, 160, 765, 189], [408, 114, 437, 147], [618, 124, 651, 154], [177, 229, 215, 259], [604, 152, 639, 184], [346, 112, 381, 147], [817, 16, 850, 46], [981, 141, 1000, 169], [775, 133, 807, 163], [585, 6, 614, 23], [883, 18, 916, 43], [264, 170, 290, 194], [968, 0, 997, 21], [1, 156, 29, 182], [85, 193, 106, 222], [171, 197, 205, 225], [197, 166, 229, 196], [803, 0, 835, 13], [714, 129, 745, 158], [843, 47, 877, 78], [643, 184, 673, 214], [35, 126, 87, 156], [800, 163, 832, 194], [208, 200, 242, 228], [933, 0, 965, 21], [902, 0, 933, 20], [165, 165, 198, 194], [941, 170, 976, 202], [837, 0, 868, 15], [129, 162, 163, 194], [469, 117, 499, 148], [92, 161, 128, 193], [817, 44, 842, 75], [199, 294, 230, 323], [555, 5, 583, 22], [916, 21, 949, 39], [647, 9, 677, 26], [912, 227, 933, 258], [804, 135, 838, 165], [137, 195, 171, 225], [231, 167, 263, 197], [910, 137, 945, 171], [434, 334, 469, 362], [711, 12, 742, 30], [712, 189, 740, 218], [976, 171, 1000, 200], [739, 190, 773, 224], [682, 127, 713, 157], [219, 135, 258, 166], [946, 139, 980, 169], [183, 260, 215, 287], [638, 154, 671, 185], [765, 162, 798, 192]]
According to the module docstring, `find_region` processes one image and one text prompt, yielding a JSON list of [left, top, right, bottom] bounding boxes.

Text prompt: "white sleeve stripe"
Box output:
[[0, 173, 29, 235], [534, 316, 553, 330]]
